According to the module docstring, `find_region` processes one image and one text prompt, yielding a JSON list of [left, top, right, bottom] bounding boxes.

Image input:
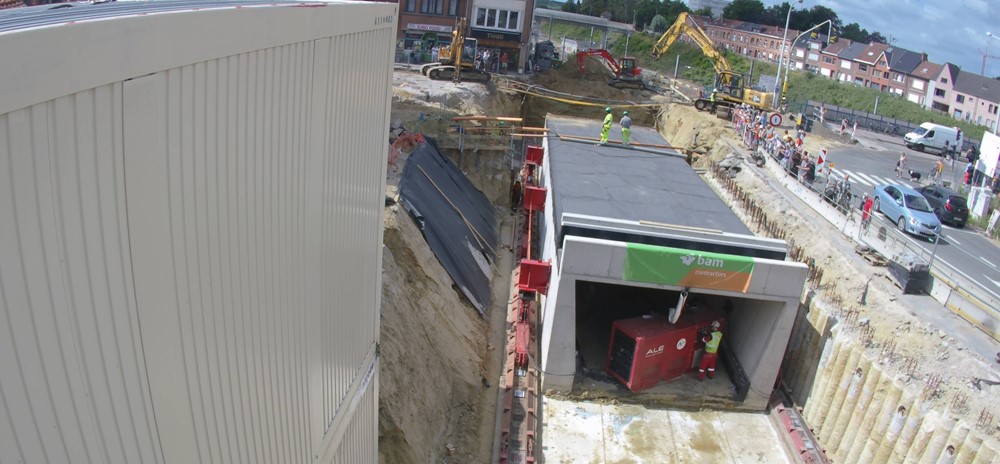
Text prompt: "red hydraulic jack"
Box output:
[[499, 145, 551, 464]]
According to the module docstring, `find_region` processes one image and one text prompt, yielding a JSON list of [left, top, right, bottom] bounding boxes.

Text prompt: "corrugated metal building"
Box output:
[[0, 1, 395, 462]]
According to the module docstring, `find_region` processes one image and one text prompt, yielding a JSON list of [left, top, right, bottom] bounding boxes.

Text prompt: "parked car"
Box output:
[[916, 185, 969, 228], [872, 184, 942, 240]]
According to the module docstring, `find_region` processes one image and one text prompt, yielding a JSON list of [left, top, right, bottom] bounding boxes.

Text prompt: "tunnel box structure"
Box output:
[[607, 312, 724, 392], [537, 116, 809, 411]]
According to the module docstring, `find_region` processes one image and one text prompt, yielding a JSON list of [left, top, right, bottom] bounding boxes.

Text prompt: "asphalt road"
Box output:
[[824, 129, 1000, 304]]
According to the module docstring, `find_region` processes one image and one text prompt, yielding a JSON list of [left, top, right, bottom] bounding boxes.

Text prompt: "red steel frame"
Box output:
[[498, 145, 550, 464]]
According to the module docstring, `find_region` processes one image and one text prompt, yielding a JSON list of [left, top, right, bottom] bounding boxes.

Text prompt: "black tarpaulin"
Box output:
[[398, 138, 498, 315]]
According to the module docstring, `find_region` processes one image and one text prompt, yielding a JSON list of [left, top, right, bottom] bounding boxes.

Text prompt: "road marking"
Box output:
[[991, 278, 1000, 288], [947, 235, 961, 245], [845, 170, 877, 187], [982, 257, 997, 268]]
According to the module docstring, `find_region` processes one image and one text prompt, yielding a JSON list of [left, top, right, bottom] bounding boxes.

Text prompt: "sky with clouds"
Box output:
[[769, 0, 999, 76]]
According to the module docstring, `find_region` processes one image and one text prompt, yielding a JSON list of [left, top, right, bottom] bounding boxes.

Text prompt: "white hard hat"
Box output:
[[711, 320, 720, 329]]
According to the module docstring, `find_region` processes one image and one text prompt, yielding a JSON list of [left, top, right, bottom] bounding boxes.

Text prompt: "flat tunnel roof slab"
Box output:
[[545, 115, 752, 236]]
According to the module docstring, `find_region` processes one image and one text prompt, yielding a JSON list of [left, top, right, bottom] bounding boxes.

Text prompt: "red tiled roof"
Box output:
[[0, 0, 23, 10], [855, 42, 888, 64], [911, 60, 943, 80], [820, 39, 850, 56]]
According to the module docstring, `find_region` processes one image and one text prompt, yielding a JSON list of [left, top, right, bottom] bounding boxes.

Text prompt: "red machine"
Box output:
[[575, 49, 646, 89], [606, 310, 725, 392]]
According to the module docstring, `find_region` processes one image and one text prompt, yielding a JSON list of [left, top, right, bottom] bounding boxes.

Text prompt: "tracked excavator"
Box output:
[[575, 48, 647, 89], [652, 12, 773, 118], [420, 18, 490, 83]]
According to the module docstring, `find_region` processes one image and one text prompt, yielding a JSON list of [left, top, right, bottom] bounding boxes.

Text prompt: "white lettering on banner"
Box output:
[[645, 345, 665, 357], [407, 23, 452, 33], [681, 254, 725, 267], [694, 270, 728, 278]]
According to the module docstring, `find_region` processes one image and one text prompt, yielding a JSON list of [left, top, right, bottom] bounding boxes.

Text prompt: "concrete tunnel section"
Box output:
[[536, 115, 809, 410]]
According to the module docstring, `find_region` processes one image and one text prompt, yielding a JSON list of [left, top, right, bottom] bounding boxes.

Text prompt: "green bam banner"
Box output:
[[623, 243, 756, 292]]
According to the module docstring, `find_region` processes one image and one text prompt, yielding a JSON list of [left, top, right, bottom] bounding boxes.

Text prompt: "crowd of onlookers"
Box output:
[[733, 105, 819, 184]]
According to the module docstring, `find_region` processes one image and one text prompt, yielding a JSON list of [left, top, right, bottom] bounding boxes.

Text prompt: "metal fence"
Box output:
[[786, 100, 981, 152]]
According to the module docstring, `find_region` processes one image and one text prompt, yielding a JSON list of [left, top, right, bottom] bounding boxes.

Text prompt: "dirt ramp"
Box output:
[[657, 103, 731, 167]]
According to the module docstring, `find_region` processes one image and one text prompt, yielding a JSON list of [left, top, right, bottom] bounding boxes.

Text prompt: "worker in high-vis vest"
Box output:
[[698, 320, 722, 380], [600, 107, 613, 145], [620, 111, 632, 146]]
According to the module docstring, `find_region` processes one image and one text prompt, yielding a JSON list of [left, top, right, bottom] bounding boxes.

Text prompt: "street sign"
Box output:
[[768, 113, 782, 127]]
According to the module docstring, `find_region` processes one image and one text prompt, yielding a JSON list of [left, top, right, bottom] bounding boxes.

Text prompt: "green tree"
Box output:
[[867, 31, 887, 44], [658, 0, 690, 25], [650, 14, 669, 33], [838, 22, 869, 42], [633, 0, 659, 30], [560, 0, 579, 13], [722, 0, 766, 23], [790, 5, 840, 32], [579, 0, 609, 17], [692, 6, 713, 18]]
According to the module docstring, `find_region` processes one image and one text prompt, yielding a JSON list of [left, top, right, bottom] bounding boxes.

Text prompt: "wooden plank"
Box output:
[[557, 133, 685, 150], [453, 115, 523, 122]]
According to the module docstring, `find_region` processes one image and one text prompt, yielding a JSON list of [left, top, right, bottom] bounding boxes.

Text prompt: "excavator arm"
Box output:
[[576, 49, 622, 76], [652, 12, 732, 76]]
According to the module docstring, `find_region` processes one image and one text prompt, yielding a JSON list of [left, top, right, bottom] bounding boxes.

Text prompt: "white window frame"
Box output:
[[474, 7, 520, 32]]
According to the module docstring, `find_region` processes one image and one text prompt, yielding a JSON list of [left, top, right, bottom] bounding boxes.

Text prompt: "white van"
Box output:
[[904, 122, 960, 154]]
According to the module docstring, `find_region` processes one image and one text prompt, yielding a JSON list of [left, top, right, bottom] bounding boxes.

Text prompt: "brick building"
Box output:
[[690, 16, 795, 64]]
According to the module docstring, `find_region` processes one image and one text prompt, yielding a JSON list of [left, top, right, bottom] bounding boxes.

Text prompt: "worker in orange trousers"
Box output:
[[698, 320, 722, 380]]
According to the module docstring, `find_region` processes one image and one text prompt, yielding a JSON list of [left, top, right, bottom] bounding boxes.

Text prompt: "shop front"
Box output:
[[469, 27, 525, 73], [397, 23, 454, 64]]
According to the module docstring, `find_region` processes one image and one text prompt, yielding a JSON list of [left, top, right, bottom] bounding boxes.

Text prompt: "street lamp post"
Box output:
[[773, 0, 803, 100], [988, 32, 1000, 135], [782, 20, 833, 102]]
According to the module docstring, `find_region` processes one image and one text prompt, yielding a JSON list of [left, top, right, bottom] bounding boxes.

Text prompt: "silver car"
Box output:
[[872, 184, 942, 241]]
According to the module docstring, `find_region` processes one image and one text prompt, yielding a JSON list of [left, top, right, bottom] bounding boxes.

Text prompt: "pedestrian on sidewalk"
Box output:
[[620, 111, 632, 146], [932, 159, 944, 183], [861, 193, 874, 230], [599, 107, 613, 145], [500, 52, 508, 73]]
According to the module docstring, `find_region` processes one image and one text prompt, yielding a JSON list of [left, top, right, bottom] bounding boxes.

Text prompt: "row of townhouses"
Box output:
[[691, 16, 1000, 131]]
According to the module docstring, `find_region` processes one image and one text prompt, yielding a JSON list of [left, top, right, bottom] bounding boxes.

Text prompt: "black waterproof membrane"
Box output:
[[398, 138, 498, 316]]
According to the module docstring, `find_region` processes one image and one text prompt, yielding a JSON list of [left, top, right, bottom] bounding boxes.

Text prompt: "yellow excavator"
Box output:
[[420, 18, 490, 83], [652, 12, 773, 117]]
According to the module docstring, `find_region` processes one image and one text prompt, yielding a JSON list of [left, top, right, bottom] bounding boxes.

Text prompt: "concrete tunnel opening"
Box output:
[[571, 277, 794, 404]]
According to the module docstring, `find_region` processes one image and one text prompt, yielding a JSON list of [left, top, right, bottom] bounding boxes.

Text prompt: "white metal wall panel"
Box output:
[[122, 31, 393, 463], [330, 366, 378, 464], [0, 2, 396, 463], [0, 87, 162, 464]]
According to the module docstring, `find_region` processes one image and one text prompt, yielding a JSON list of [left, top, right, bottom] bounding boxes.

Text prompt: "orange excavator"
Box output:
[[575, 49, 647, 89]]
